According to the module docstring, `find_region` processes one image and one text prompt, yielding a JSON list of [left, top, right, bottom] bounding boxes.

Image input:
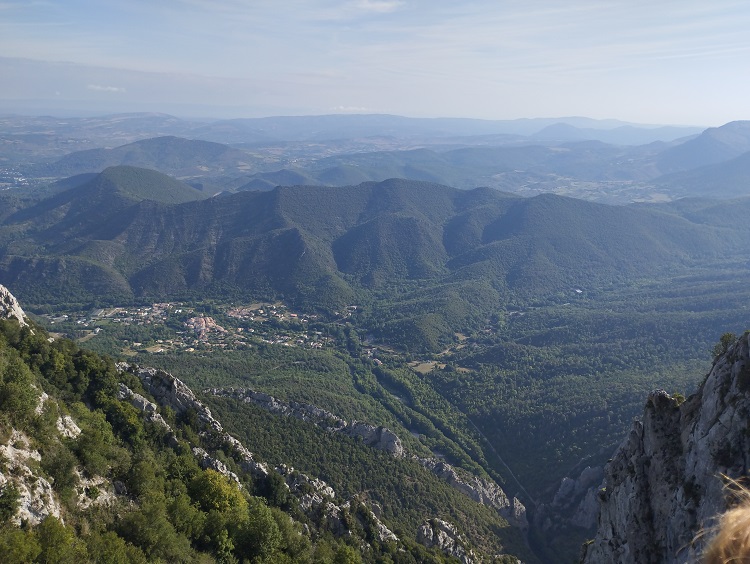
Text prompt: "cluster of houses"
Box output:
[[43, 301, 336, 354]]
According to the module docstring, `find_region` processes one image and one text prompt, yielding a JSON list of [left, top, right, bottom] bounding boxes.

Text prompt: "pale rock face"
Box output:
[[370, 511, 399, 543], [323, 501, 353, 538], [116, 382, 173, 433], [0, 430, 61, 525], [0, 284, 28, 327], [278, 464, 336, 500], [416, 457, 528, 528], [346, 421, 404, 457], [536, 464, 604, 534], [570, 486, 600, 529], [192, 447, 241, 484], [417, 518, 476, 564], [75, 470, 116, 510], [56, 415, 82, 439], [583, 333, 750, 564], [35, 391, 49, 416]]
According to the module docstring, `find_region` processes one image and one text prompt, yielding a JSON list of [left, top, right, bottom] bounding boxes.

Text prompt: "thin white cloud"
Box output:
[[350, 0, 404, 14], [87, 84, 125, 93]]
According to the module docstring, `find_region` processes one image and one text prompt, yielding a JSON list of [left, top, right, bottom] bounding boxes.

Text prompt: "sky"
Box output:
[[2, 0, 750, 125]]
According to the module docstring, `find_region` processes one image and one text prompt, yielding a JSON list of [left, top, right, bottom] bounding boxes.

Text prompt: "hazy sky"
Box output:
[[2, 0, 750, 124]]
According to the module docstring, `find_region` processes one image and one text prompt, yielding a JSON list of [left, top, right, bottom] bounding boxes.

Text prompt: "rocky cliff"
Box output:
[[208, 387, 528, 528], [118, 364, 398, 543], [417, 457, 528, 529], [583, 332, 750, 564], [417, 518, 477, 564], [0, 284, 28, 327]]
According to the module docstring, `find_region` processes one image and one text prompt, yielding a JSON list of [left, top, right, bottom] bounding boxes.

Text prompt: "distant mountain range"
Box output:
[[190, 114, 701, 145], [16, 119, 750, 204], [2, 112, 703, 175]]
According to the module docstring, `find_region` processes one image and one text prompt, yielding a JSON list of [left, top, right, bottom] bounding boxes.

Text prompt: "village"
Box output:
[[40, 301, 343, 355]]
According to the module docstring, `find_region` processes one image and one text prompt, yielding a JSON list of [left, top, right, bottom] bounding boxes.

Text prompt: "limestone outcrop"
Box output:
[[583, 332, 750, 564], [117, 363, 269, 479], [416, 457, 528, 528], [533, 464, 603, 544], [207, 387, 404, 457], [0, 430, 61, 525], [118, 364, 397, 542], [346, 421, 403, 456], [0, 284, 28, 327], [116, 382, 173, 433], [417, 518, 476, 564]]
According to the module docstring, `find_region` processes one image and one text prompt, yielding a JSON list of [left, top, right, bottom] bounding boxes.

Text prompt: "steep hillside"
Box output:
[[0, 285, 534, 563], [656, 121, 750, 174], [654, 151, 750, 199], [9, 165, 204, 232], [583, 332, 750, 563]]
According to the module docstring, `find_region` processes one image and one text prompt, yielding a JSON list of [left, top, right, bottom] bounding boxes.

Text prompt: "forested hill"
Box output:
[[3, 171, 750, 348], [39, 136, 263, 178]]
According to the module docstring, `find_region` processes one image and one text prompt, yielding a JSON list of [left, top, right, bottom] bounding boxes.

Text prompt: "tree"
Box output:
[[0, 527, 41, 563], [713, 332, 737, 358], [117, 499, 193, 562], [37, 516, 88, 564], [237, 497, 281, 562], [85, 531, 148, 564], [0, 354, 39, 422], [0, 481, 20, 523], [189, 469, 247, 514]]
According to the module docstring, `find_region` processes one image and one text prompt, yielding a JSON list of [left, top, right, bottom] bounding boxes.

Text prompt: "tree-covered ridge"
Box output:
[[41, 136, 265, 179], [4, 174, 750, 352]]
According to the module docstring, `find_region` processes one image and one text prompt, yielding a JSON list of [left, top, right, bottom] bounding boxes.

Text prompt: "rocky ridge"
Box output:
[[0, 430, 61, 526], [583, 332, 750, 564], [207, 387, 405, 457], [417, 457, 528, 529], [207, 386, 528, 528], [117, 364, 398, 543]]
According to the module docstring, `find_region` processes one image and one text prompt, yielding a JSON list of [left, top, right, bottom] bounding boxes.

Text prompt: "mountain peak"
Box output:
[[89, 165, 205, 204]]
